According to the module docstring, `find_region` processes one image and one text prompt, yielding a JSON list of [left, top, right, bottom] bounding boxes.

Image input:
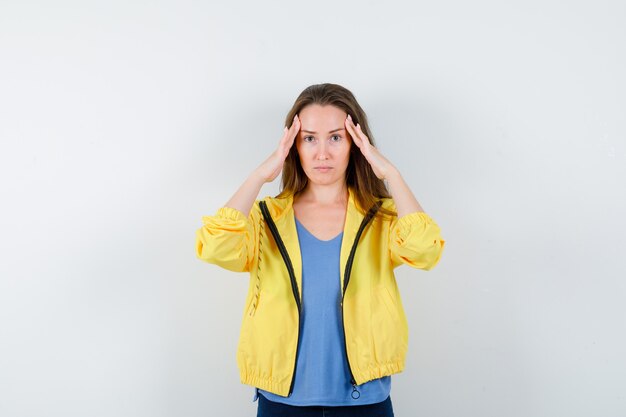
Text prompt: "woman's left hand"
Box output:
[[345, 114, 396, 180]]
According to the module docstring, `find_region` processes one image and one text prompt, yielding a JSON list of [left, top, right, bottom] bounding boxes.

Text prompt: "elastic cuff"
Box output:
[[202, 206, 247, 224], [396, 211, 433, 230]]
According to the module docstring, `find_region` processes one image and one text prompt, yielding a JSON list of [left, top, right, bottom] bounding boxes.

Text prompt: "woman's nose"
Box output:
[[316, 141, 328, 159]]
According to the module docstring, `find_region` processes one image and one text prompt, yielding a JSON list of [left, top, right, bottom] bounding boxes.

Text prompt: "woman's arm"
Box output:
[[195, 115, 302, 270], [384, 167, 425, 217], [224, 115, 301, 216], [223, 171, 266, 217], [195, 171, 266, 272], [343, 115, 425, 217], [343, 115, 445, 270]]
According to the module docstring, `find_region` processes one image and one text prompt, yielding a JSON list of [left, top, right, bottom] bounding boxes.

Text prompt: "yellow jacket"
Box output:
[[195, 187, 445, 397]]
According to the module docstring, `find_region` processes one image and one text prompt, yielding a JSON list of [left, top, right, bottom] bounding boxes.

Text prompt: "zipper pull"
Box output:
[[350, 378, 361, 399]]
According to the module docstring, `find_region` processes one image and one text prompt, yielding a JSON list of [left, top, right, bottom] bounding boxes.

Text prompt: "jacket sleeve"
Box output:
[[195, 203, 259, 272], [389, 210, 446, 270]]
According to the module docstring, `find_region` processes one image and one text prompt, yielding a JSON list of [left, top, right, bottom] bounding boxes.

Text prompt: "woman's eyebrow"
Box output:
[[301, 128, 345, 134]]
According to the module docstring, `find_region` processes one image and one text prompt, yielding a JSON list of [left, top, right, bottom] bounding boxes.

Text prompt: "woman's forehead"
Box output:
[[299, 104, 346, 132]]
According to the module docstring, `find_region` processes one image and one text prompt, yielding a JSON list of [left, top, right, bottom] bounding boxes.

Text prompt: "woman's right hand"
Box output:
[[255, 114, 301, 183]]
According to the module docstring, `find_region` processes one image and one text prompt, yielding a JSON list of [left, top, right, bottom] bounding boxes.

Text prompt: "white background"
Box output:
[[1, 1, 625, 416]]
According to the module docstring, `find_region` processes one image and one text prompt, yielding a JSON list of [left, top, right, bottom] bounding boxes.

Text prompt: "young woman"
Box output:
[[196, 83, 446, 416]]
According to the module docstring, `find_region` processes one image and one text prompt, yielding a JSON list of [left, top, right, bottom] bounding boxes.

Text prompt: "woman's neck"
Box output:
[[297, 182, 349, 206]]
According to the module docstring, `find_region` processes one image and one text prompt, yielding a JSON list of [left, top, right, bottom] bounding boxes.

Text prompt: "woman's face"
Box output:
[[295, 104, 352, 187]]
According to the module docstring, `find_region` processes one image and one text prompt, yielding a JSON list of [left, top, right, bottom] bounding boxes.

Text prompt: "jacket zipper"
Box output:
[[259, 200, 381, 398], [259, 202, 301, 396], [341, 201, 382, 400]]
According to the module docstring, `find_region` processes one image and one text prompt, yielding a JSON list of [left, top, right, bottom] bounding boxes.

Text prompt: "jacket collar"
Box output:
[[262, 186, 367, 301]]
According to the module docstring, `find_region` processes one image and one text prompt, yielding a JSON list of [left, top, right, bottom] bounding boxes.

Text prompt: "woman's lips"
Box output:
[[314, 167, 332, 172]]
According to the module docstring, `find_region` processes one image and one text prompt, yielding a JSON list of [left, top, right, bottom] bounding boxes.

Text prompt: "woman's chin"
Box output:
[[307, 177, 343, 186]]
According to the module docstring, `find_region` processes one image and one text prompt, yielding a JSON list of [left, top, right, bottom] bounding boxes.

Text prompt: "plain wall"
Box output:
[[1, 1, 624, 416]]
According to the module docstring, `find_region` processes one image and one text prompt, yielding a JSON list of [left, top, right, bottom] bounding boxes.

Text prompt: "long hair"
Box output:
[[276, 83, 396, 218]]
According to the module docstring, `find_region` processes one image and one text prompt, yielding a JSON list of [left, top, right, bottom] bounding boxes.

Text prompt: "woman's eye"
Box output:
[[303, 135, 341, 142]]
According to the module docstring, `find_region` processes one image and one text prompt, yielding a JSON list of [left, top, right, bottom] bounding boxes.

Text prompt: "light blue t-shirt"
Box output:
[[255, 217, 391, 406]]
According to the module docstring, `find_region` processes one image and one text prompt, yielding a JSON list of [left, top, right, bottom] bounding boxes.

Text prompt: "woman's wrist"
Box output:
[[250, 168, 270, 186]]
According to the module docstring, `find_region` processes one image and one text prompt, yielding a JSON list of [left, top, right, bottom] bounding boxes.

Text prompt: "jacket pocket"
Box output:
[[246, 288, 261, 317], [378, 286, 399, 321]]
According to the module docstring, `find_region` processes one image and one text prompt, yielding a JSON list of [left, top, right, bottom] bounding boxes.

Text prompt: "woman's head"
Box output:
[[278, 83, 394, 216], [294, 103, 352, 189]]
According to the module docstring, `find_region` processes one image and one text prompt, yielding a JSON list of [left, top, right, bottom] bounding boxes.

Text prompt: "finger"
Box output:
[[279, 126, 290, 146], [277, 126, 288, 147], [280, 115, 299, 145], [289, 116, 300, 140], [356, 126, 372, 150], [285, 116, 300, 148], [346, 114, 362, 134], [355, 123, 370, 142], [285, 114, 296, 133], [345, 116, 358, 138], [345, 118, 364, 148], [289, 114, 300, 133]]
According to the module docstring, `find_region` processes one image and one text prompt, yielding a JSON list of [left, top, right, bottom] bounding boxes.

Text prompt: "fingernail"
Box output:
[[348, 114, 352, 120]]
